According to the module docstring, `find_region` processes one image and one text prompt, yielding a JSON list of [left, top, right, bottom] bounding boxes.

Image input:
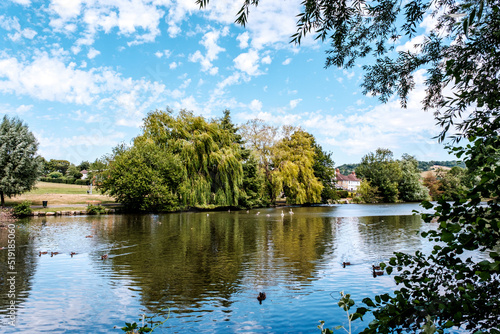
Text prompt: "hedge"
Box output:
[[39, 177, 90, 185]]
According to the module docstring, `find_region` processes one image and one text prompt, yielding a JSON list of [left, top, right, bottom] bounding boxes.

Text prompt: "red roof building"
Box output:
[[335, 168, 361, 191]]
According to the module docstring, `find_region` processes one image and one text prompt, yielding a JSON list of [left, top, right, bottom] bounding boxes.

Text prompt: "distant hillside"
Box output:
[[337, 160, 465, 174], [417, 160, 465, 171]]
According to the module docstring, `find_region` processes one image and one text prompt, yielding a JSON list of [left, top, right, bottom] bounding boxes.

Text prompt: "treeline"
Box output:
[[37, 158, 91, 185], [355, 149, 430, 203], [355, 149, 473, 202], [338, 160, 465, 174], [93, 109, 338, 212]]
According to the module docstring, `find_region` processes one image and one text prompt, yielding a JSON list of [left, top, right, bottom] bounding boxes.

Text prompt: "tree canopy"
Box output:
[[0, 116, 42, 206]]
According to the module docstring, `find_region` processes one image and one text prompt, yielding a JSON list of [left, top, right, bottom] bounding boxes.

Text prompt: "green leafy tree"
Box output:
[[356, 148, 402, 203], [99, 140, 183, 212], [438, 166, 469, 200], [0, 116, 42, 206], [422, 174, 442, 200], [312, 140, 337, 203], [356, 180, 379, 203], [46, 159, 71, 175], [78, 160, 90, 171], [140, 108, 244, 208], [273, 128, 323, 204], [240, 118, 280, 201], [48, 171, 63, 179], [398, 154, 430, 202], [65, 165, 83, 180], [219, 110, 267, 208]]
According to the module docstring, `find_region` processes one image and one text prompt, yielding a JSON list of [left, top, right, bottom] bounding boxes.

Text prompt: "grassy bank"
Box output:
[[5, 182, 115, 206]]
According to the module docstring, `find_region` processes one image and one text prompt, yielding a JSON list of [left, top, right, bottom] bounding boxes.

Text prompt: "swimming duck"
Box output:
[[257, 292, 266, 304], [85, 235, 93, 238], [101, 254, 108, 260], [51, 252, 59, 257], [372, 266, 384, 277], [70, 252, 77, 257], [372, 265, 381, 270], [342, 262, 351, 268], [39, 251, 48, 256]]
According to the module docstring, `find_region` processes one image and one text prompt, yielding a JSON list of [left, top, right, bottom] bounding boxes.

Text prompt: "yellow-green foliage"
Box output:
[[273, 129, 323, 204]]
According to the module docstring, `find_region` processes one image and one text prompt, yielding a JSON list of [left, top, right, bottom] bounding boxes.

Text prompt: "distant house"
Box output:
[[80, 170, 88, 180], [335, 168, 361, 192]]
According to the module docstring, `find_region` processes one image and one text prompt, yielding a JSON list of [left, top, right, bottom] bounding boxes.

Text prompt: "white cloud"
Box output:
[[261, 55, 272, 64], [342, 69, 355, 80], [165, 0, 199, 38], [0, 15, 38, 41], [87, 47, 100, 59], [154, 49, 171, 58], [9, 0, 31, 5], [206, 0, 306, 50], [289, 98, 302, 109], [282, 58, 292, 65], [236, 31, 249, 49], [48, 0, 165, 47], [1, 103, 33, 115], [249, 99, 262, 112], [0, 52, 166, 127], [233, 49, 262, 76], [169, 61, 178, 69], [189, 28, 227, 74], [396, 34, 426, 53]]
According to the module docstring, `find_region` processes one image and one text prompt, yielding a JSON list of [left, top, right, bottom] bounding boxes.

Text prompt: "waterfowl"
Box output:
[[101, 254, 108, 260], [256, 212, 260, 215], [372, 266, 384, 277], [342, 262, 351, 268], [281, 210, 285, 218], [51, 252, 59, 257], [85, 235, 93, 238], [257, 292, 266, 304], [70, 252, 77, 257], [39, 251, 48, 256], [372, 265, 381, 270], [289, 208, 294, 215], [266, 214, 270, 217], [246, 210, 249, 214]]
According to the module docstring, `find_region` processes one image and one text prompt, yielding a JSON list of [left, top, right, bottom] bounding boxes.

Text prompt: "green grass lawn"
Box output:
[[28, 182, 94, 195]]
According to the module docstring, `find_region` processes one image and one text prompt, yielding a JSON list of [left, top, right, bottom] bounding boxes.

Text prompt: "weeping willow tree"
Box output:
[[140, 108, 244, 208], [273, 127, 323, 204]]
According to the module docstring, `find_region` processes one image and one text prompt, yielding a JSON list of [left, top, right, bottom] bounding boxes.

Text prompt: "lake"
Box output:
[[1, 203, 438, 333]]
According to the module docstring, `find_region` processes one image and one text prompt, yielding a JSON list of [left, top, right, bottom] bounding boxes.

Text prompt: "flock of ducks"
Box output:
[[342, 261, 385, 277], [208, 208, 295, 217], [38, 250, 109, 260]]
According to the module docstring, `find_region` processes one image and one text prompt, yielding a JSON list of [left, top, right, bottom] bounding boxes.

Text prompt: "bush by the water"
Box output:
[[86, 204, 106, 215], [13, 201, 32, 217]]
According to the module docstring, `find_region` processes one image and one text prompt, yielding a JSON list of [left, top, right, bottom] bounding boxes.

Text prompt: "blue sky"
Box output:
[[0, 0, 454, 166]]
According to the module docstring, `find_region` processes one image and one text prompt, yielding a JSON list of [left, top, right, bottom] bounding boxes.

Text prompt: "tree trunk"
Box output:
[[0, 191, 4, 207]]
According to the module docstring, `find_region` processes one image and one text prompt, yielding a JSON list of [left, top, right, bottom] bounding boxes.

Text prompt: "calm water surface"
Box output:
[[1, 204, 438, 333]]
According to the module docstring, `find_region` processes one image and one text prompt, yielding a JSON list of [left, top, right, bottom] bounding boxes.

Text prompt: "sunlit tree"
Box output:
[[0, 116, 41, 206]]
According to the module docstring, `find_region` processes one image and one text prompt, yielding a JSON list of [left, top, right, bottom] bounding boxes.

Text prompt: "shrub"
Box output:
[[86, 204, 106, 215], [48, 171, 63, 179], [13, 201, 32, 217], [336, 190, 349, 198]]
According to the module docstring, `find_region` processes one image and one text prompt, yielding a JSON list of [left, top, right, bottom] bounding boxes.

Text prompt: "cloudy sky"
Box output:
[[0, 0, 453, 165]]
